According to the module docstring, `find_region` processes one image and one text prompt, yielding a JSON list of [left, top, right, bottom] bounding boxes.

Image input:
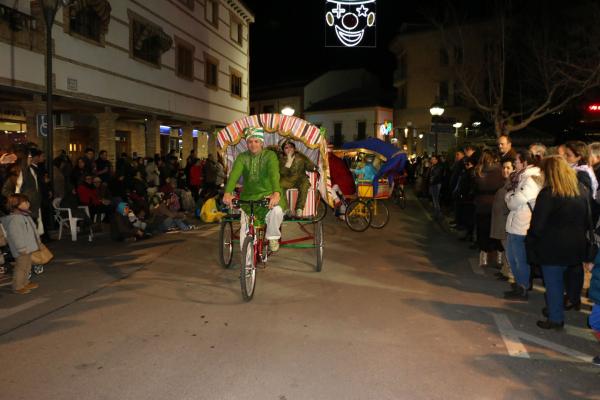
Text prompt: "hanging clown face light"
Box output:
[[325, 0, 376, 48]]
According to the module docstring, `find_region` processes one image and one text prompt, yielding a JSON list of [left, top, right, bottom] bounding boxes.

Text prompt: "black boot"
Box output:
[[504, 285, 528, 301], [536, 319, 564, 330]]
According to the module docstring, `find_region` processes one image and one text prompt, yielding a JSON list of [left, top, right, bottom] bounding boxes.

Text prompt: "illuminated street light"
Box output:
[[472, 121, 482, 127], [429, 102, 445, 154], [281, 106, 295, 116], [429, 103, 445, 117], [418, 133, 424, 139], [453, 122, 463, 129]]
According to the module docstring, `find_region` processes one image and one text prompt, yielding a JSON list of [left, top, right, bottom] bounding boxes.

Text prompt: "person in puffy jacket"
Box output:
[[504, 149, 543, 301]]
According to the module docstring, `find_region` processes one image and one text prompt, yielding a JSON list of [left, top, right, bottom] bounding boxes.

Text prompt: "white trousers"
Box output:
[[239, 206, 284, 250]]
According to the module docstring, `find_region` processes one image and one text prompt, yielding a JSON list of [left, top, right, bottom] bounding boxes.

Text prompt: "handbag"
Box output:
[[31, 243, 54, 265]]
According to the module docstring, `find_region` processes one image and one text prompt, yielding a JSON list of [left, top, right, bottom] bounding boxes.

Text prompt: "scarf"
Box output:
[[509, 166, 530, 191], [285, 153, 295, 169], [13, 208, 32, 217]]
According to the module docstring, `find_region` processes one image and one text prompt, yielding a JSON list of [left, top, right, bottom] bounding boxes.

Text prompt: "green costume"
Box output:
[[224, 149, 286, 222], [279, 152, 317, 211]]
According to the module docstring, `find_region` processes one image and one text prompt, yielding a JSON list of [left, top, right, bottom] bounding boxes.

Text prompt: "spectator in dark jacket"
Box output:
[[429, 155, 444, 219], [474, 150, 505, 267], [456, 157, 476, 241], [526, 156, 593, 330], [564, 141, 598, 310]]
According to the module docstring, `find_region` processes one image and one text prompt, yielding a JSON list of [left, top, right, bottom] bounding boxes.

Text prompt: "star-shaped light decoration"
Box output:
[[356, 4, 369, 17]]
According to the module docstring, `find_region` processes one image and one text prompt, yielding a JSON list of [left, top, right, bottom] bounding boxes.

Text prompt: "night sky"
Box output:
[[243, 0, 491, 89]]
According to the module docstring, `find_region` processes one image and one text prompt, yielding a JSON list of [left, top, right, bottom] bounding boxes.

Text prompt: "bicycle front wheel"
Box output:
[[314, 220, 324, 272], [345, 200, 372, 232], [219, 221, 234, 268], [240, 236, 257, 301], [370, 200, 390, 229], [314, 198, 328, 222]]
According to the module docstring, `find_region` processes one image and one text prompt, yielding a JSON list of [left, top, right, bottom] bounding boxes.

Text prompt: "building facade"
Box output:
[[0, 0, 253, 162], [302, 69, 394, 147], [389, 23, 487, 155]]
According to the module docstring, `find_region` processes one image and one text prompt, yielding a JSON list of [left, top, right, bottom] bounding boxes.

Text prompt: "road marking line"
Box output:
[[516, 330, 594, 364], [0, 297, 49, 319], [564, 325, 598, 343], [492, 313, 530, 358], [468, 257, 484, 275]]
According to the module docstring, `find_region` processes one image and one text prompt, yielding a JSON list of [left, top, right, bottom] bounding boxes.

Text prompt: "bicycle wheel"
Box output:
[[398, 190, 406, 209], [370, 200, 390, 229], [240, 236, 257, 301], [219, 221, 234, 268], [314, 220, 324, 272], [314, 198, 328, 222], [345, 200, 372, 232], [393, 187, 406, 209]]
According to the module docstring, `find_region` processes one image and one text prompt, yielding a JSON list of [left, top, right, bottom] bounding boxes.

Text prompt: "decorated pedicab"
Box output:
[[217, 114, 334, 301], [333, 137, 408, 232]]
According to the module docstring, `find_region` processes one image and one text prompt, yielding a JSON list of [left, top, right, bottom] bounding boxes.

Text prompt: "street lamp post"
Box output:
[[429, 102, 445, 155], [40, 0, 64, 184], [453, 122, 463, 147]]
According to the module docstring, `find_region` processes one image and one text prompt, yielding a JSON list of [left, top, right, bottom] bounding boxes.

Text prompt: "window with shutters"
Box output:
[[176, 39, 194, 80], [205, 0, 219, 28], [230, 68, 242, 98], [204, 52, 219, 89]]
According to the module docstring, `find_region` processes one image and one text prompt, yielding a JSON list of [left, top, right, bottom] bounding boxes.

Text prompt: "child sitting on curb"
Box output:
[[1, 194, 40, 294]]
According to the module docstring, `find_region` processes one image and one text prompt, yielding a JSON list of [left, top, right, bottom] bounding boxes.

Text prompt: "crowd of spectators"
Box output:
[[411, 135, 600, 366], [0, 143, 226, 243], [0, 143, 226, 293]]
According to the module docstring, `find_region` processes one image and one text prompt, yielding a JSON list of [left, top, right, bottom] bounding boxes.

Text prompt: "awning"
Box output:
[[72, 0, 111, 33]]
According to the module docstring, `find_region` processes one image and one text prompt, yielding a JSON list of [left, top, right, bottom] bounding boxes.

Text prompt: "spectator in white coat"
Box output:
[[503, 149, 543, 301]]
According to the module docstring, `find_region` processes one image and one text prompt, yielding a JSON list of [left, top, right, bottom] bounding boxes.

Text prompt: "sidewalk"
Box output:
[[0, 222, 219, 335]]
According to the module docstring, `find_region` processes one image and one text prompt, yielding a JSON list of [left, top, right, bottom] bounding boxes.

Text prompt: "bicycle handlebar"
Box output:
[[231, 198, 271, 209]]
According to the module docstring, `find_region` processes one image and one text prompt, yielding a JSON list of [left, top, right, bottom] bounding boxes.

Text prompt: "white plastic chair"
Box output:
[[52, 198, 93, 242]]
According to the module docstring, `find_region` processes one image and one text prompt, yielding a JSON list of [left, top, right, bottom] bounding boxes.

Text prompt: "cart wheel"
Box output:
[[345, 200, 372, 232], [314, 221, 324, 272], [0, 264, 6, 274], [370, 200, 390, 229], [240, 236, 257, 302], [393, 187, 406, 209], [32, 264, 44, 275], [219, 221, 234, 268], [313, 198, 328, 222]]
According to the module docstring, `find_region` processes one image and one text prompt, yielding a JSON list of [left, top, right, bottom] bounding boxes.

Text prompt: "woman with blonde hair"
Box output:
[[526, 156, 594, 330]]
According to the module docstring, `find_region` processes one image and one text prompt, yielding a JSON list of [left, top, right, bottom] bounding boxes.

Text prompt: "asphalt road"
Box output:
[[0, 195, 599, 400]]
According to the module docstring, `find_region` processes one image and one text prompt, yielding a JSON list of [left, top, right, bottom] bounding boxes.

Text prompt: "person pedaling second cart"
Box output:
[[222, 127, 286, 252], [279, 139, 318, 217]]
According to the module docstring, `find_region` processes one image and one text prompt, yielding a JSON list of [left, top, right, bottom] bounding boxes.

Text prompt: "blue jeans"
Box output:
[[429, 184, 441, 216], [506, 233, 530, 288], [541, 265, 568, 323], [161, 218, 190, 232]]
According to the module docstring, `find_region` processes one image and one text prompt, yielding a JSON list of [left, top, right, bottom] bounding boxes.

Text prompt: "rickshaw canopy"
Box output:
[[340, 137, 408, 187]]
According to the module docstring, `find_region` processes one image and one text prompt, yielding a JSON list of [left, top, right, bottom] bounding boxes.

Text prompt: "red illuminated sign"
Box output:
[[588, 104, 600, 112]]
